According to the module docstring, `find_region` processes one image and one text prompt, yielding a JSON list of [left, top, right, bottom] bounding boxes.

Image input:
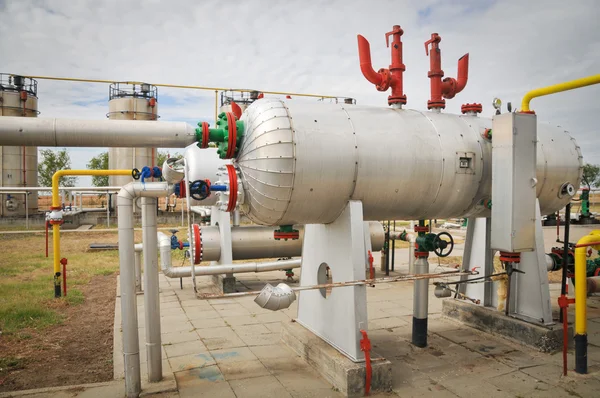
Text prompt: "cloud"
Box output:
[[1, 0, 600, 187]]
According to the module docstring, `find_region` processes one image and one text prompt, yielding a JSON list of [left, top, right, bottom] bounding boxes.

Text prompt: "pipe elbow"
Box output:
[[455, 53, 469, 93], [254, 283, 296, 311], [357, 35, 383, 86]]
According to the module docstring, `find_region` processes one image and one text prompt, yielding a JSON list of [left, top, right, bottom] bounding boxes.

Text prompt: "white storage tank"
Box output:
[[0, 74, 39, 217], [232, 99, 582, 225], [108, 83, 158, 187]]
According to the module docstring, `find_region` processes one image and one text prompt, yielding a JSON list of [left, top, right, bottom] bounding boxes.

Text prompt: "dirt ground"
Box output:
[[0, 274, 116, 392]]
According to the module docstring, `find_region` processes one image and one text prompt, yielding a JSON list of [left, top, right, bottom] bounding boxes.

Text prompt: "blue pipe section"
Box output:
[[210, 185, 228, 192], [140, 166, 163, 183]]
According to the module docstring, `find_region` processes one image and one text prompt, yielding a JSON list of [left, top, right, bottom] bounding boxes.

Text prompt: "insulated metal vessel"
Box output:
[[235, 99, 582, 225], [184, 145, 230, 206], [108, 83, 158, 187], [0, 74, 39, 216], [197, 221, 385, 261]]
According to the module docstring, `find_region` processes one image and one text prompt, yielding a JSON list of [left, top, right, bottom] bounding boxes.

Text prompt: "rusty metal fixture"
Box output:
[[197, 269, 474, 300]]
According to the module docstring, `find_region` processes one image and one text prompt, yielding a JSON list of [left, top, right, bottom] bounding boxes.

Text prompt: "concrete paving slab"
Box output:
[[197, 326, 246, 350], [190, 316, 228, 329], [249, 344, 295, 360], [162, 330, 201, 345], [229, 375, 292, 398], [164, 340, 209, 359], [169, 352, 216, 372], [210, 347, 258, 364], [218, 359, 271, 381]]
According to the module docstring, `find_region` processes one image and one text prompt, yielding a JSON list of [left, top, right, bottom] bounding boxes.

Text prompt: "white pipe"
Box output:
[[118, 182, 172, 398], [0, 186, 122, 192], [157, 232, 301, 278], [117, 186, 141, 398], [141, 197, 162, 382], [134, 244, 143, 293], [232, 210, 241, 226], [389, 231, 416, 274], [0, 116, 196, 148]]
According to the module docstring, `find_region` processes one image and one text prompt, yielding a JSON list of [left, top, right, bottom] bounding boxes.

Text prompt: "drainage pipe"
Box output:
[[0, 116, 197, 148], [157, 232, 301, 278], [118, 182, 173, 397], [141, 197, 162, 382], [134, 244, 143, 293]]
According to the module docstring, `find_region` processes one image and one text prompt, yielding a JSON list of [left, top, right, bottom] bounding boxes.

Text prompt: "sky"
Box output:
[[1, 0, 599, 186]]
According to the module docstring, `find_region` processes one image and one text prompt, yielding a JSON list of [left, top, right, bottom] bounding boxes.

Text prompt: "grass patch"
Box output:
[[0, 231, 125, 334], [0, 357, 25, 374]]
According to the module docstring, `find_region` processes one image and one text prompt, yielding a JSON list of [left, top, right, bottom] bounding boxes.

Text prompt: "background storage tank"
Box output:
[[0, 74, 39, 217], [231, 99, 582, 225], [108, 82, 158, 187]]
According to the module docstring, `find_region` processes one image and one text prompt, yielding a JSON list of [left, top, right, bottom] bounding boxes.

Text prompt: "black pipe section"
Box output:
[[412, 317, 427, 348], [54, 273, 62, 298], [575, 334, 588, 374]]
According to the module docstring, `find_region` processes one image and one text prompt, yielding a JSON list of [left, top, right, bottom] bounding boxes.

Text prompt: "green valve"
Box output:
[[195, 112, 244, 159]]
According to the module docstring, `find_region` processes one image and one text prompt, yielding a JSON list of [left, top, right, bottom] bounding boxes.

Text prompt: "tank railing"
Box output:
[[23, 74, 341, 99], [109, 82, 158, 101], [0, 73, 38, 96]]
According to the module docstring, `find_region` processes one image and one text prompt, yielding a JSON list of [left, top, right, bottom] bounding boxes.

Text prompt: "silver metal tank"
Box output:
[[234, 99, 582, 225], [184, 145, 230, 206], [197, 221, 385, 261], [0, 74, 39, 216], [108, 83, 158, 187]]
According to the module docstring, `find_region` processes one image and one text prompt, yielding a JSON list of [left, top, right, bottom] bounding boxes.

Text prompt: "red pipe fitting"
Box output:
[[425, 33, 469, 109], [357, 25, 407, 106]]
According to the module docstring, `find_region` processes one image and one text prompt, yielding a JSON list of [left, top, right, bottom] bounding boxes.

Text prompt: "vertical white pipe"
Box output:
[[142, 197, 162, 382], [117, 194, 141, 397], [107, 192, 110, 228], [233, 210, 241, 226], [134, 244, 143, 293], [183, 160, 196, 291], [412, 257, 429, 348], [25, 193, 29, 230]]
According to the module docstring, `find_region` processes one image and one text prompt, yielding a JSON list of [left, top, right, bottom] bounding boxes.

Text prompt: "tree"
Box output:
[[38, 149, 77, 188], [87, 151, 109, 187], [157, 150, 182, 168], [582, 163, 600, 188]]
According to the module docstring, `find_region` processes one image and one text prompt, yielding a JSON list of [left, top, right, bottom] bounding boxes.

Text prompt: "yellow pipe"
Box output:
[[51, 170, 131, 290], [215, 90, 218, 125], [23, 74, 339, 99], [574, 230, 600, 335], [522, 74, 600, 112]]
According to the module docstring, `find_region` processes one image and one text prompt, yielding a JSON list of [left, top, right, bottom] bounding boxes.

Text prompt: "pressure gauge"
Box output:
[[492, 98, 502, 110]]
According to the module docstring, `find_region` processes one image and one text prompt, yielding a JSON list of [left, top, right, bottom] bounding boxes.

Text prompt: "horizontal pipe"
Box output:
[[0, 186, 122, 192], [522, 74, 600, 112], [0, 117, 196, 148], [24, 74, 340, 99], [157, 232, 301, 278]]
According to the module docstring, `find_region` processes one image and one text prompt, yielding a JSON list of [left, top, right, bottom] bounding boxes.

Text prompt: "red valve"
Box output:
[[425, 33, 469, 110], [357, 25, 407, 107], [359, 330, 372, 396]]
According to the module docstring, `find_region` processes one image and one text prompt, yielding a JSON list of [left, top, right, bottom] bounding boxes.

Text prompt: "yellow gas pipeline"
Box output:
[[50, 169, 131, 297], [573, 230, 600, 373], [522, 74, 600, 112]]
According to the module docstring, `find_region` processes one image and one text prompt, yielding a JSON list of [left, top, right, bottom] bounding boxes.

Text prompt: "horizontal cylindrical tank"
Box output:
[[0, 74, 39, 217], [198, 221, 384, 261], [108, 83, 158, 187], [234, 99, 582, 225], [185, 145, 230, 206]]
